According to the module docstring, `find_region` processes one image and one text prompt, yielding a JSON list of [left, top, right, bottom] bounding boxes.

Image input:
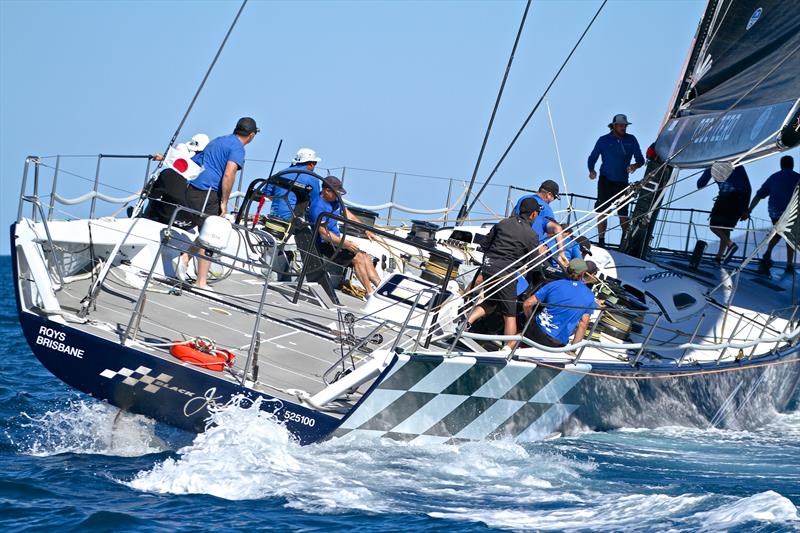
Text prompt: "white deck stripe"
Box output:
[[529, 363, 590, 403], [472, 363, 535, 398], [340, 389, 406, 430], [515, 403, 578, 442], [454, 399, 526, 440], [409, 357, 476, 393], [266, 331, 298, 342], [390, 394, 468, 435]]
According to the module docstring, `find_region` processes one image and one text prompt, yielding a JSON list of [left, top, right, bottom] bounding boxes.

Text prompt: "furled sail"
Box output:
[[655, 0, 800, 168]]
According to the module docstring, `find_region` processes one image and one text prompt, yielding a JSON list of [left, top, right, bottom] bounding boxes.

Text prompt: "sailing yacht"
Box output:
[[10, 0, 800, 444]]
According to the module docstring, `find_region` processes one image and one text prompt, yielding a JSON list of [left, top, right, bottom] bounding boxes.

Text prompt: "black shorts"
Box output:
[[481, 268, 518, 317], [185, 185, 221, 230], [595, 175, 630, 217], [318, 241, 356, 266], [524, 319, 566, 347], [709, 191, 748, 230]]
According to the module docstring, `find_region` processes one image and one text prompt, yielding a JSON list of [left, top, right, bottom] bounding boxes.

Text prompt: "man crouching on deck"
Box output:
[[466, 198, 540, 349], [309, 176, 381, 296], [522, 258, 595, 350]]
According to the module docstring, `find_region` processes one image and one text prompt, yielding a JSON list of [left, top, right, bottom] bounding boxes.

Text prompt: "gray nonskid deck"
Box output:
[[53, 267, 400, 411]]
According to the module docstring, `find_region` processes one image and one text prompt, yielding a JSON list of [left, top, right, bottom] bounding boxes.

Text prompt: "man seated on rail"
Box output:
[[309, 176, 382, 296], [466, 198, 540, 349], [144, 133, 209, 228], [522, 258, 595, 349]]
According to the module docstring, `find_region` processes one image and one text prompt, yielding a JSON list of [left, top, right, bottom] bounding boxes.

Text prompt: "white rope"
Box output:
[[53, 190, 140, 205]]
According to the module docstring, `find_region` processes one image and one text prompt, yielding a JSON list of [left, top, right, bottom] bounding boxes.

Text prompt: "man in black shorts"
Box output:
[[587, 114, 644, 246], [466, 198, 540, 349], [697, 164, 751, 264]]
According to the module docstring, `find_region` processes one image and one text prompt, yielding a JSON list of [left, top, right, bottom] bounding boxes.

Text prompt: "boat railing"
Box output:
[[120, 205, 279, 387], [15, 154, 779, 266]]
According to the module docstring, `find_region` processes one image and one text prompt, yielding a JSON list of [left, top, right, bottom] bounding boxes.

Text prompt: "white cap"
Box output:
[[292, 147, 321, 165], [187, 133, 210, 153]]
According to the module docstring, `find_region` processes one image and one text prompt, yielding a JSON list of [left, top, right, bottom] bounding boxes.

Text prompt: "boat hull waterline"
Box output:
[[17, 307, 800, 445]]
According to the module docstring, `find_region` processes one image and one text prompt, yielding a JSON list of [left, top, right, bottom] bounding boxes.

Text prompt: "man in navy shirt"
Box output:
[[743, 155, 800, 274], [266, 147, 322, 221], [309, 176, 381, 295], [175, 117, 258, 289], [522, 258, 595, 349], [588, 114, 644, 246], [513, 180, 568, 267], [696, 164, 751, 264]]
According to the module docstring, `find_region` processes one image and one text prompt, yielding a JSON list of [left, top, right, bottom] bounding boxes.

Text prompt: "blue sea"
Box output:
[[1, 255, 799, 532]]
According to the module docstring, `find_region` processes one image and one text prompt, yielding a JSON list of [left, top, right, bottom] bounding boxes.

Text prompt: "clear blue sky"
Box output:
[[2, 0, 796, 255]]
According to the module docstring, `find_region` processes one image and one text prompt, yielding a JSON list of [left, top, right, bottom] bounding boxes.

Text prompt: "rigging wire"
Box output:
[[462, 0, 607, 219], [153, 0, 249, 178], [456, 0, 532, 223]]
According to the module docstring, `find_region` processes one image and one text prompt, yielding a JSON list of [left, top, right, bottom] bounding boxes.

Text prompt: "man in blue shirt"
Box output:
[[587, 114, 644, 246], [513, 180, 568, 267], [309, 176, 381, 295], [175, 117, 258, 289], [696, 164, 751, 264], [743, 155, 800, 274], [266, 147, 322, 221], [522, 258, 595, 348], [543, 226, 582, 269]]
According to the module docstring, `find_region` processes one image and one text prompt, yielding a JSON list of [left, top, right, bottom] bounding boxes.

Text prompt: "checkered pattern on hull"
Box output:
[[334, 354, 588, 444]]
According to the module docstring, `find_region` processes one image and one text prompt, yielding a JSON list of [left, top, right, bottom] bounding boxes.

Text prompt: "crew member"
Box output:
[[175, 117, 258, 289], [588, 114, 644, 246], [697, 164, 751, 264], [266, 148, 322, 221], [467, 198, 540, 348], [513, 180, 568, 267], [522, 258, 595, 349], [145, 134, 209, 227], [309, 176, 382, 295], [742, 155, 800, 275]]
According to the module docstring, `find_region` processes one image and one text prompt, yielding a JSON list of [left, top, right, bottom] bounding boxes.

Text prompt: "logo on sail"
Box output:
[[746, 8, 762, 30]]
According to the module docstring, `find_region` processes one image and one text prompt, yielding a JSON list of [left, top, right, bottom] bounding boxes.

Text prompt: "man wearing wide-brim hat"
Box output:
[[587, 114, 644, 247]]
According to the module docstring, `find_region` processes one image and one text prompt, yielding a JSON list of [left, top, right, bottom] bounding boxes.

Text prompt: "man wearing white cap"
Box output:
[[266, 147, 322, 221], [587, 114, 644, 246], [145, 133, 209, 227]]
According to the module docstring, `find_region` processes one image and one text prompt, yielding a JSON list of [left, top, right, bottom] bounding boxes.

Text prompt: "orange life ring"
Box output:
[[170, 338, 235, 372]]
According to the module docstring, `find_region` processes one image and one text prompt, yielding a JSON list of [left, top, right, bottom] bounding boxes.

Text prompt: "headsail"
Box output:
[[655, 0, 800, 168]]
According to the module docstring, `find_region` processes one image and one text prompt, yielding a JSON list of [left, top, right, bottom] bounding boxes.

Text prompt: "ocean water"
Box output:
[[1, 255, 799, 532]]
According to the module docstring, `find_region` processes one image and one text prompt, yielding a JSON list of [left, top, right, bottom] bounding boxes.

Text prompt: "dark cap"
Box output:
[[518, 197, 541, 216], [323, 175, 346, 195], [234, 117, 259, 135], [585, 260, 599, 275], [539, 180, 561, 200], [576, 235, 592, 255]]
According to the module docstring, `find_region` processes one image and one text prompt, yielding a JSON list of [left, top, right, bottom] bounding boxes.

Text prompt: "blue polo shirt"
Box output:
[[513, 194, 555, 241], [308, 194, 344, 244], [266, 164, 321, 221], [190, 134, 245, 192], [755, 168, 800, 221], [588, 132, 644, 183], [534, 278, 595, 345], [544, 235, 581, 267], [697, 166, 751, 196]]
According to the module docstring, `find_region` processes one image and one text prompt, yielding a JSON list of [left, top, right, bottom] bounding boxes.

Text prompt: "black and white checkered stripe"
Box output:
[[334, 354, 588, 444], [99, 366, 173, 394]]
